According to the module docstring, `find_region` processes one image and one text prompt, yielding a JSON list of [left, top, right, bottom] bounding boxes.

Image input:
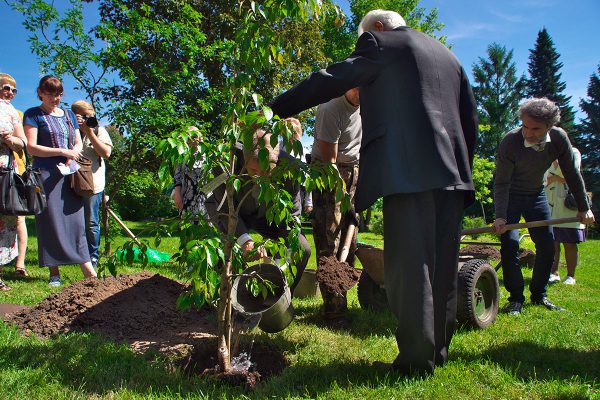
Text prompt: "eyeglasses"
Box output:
[[2, 85, 17, 95]]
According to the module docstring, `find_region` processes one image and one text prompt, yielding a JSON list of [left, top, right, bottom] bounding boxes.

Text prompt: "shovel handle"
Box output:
[[107, 207, 142, 246], [338, 222, 357, 263], [461, 216, 581, 236]]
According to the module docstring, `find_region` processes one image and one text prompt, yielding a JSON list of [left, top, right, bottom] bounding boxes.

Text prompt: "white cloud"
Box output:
[[446, 23, 497, 41], [489, 10, 524, 23]]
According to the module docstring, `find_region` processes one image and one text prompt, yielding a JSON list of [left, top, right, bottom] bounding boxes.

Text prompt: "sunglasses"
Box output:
[[2, 85, 17, 95]]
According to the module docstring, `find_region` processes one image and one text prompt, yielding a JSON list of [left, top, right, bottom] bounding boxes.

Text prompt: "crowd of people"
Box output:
[[0, 74, 112, 290], [0, 7, 595, 379]]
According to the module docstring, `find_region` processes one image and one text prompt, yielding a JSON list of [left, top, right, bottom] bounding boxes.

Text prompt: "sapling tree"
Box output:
[[153, 0, 347, 373]]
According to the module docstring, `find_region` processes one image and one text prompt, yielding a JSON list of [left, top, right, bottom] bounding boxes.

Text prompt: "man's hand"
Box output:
[[578, 209, 595, 224], [303, 205, 313, 215], [241, 239, 267, 261], [492, 218, 507, 235], [173, 186, 183, 211]]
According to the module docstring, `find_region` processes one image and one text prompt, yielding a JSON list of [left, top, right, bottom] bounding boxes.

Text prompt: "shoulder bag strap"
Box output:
[[63, 108, 75, 149]]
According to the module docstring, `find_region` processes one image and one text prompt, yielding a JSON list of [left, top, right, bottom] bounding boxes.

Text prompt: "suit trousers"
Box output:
[[383, 189, 464, 373]]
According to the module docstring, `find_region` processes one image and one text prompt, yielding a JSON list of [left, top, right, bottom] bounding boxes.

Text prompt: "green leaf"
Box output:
[[262, 106, 273, 121]]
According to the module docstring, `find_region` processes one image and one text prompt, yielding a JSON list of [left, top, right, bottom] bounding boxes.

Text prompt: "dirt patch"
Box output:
[[5, 272, 290, 387], [6, 272, 217, 355], [518, 249, 536, 268], [0, 304, 31, 320], [459, 244, 501, 260], [316, 256, 361, 295], [182, 339, 288, 390]]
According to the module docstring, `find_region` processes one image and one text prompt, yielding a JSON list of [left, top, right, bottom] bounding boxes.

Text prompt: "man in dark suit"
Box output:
[[269, 9, 478, 375]]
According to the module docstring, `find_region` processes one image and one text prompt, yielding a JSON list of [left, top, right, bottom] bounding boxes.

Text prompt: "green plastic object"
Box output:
[[116, 247, 171, 264]]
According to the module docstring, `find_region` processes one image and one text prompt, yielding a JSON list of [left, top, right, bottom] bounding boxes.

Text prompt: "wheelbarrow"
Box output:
[[355, 217, 580, 329]]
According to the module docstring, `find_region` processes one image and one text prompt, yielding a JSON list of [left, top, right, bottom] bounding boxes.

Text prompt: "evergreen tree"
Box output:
[[472, 43, 525, 158], [577, 65, 600, 207], [526, 27, 575, 131]]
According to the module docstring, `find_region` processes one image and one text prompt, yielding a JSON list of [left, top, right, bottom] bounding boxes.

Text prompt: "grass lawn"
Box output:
[[0, 218, 598, 399]]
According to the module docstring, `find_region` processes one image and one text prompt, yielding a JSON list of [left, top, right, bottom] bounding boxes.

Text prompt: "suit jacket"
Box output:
[[270, 27, 478, 211]]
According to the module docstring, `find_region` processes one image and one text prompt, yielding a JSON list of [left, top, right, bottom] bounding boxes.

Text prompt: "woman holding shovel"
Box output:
[[493, 98, 594, 315]]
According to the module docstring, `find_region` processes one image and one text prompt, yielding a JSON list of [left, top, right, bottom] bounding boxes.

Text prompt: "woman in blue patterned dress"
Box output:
[[23, 76, 96, 287]]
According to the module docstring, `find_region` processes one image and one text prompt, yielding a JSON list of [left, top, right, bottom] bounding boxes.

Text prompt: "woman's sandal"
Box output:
[[14, 268, 28, 277], [0, 280, 11, 291]]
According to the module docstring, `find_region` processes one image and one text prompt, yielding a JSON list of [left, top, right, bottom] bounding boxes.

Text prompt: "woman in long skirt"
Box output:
[[23, 76, 96, 287]]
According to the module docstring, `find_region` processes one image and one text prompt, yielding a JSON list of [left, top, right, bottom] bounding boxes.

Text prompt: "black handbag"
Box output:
[[564, 189, 592, 211], [0, 149, 47, 215]]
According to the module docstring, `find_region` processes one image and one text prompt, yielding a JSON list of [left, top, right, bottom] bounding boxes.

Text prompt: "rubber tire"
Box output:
[[457, 259, 499, 329], [357, 271, 388, 312]]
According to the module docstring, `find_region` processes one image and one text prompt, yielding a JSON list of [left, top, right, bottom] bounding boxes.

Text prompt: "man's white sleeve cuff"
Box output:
[[237, 233, 252, 246]]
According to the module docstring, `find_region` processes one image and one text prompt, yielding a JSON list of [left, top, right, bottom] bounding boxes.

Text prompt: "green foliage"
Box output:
[[369, 211, 384, 236], [472, 155, 495, 205], [526, 28, 575, 132], [113, 170, 176, 220], [461, 215, 487, 239], [576, 65, 600, 220], [472, 43, 525, 158]]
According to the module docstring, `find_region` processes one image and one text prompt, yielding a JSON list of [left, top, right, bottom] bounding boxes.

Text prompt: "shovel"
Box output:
[[107, 205, 171, 263], [461, 216, 581, 236]]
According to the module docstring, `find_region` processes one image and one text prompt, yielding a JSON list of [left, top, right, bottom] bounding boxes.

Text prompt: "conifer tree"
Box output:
[[526, 28, 575, 131], [577, 65, 600, 204], [472, 43, 525, 158]]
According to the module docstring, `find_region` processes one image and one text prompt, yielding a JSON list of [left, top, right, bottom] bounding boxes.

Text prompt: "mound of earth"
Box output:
[[518, 248, 536, 267], [5, 272, 289, 387], [459, 244, 501, 259], [7, 272, 217, 355], [316, 256, 361, 295]]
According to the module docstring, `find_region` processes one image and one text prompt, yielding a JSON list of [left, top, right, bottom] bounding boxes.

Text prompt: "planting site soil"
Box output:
[[316, 255, 361, 295], [6, 272, 217, 356], [2, 271, 288, 386], [459, 244, 501, 259]]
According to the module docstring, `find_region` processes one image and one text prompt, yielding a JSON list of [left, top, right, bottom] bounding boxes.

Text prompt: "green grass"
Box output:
[[0, 218, 598, 399]]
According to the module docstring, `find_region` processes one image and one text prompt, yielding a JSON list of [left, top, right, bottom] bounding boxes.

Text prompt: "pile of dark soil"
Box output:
[[459, 244, 501, 260], [6, 272, 216, 355], [5, 272, 290, 387], [518, 248, 536, 267], [316, 256, 361, 295]]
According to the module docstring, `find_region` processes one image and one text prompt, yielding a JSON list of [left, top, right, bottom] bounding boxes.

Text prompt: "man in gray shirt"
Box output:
[[493, 98, 594, 315], [311, 88, 361, 318]]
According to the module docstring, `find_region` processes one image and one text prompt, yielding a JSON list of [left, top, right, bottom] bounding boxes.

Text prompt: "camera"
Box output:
[[84, 115, 98, 128]]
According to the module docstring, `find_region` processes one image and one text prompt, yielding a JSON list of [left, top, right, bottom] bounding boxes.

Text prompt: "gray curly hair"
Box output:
[[519, 98, 561, 127]]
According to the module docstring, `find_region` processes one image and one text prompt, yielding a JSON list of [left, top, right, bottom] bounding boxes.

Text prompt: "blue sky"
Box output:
[[1, 0, 598, 121]]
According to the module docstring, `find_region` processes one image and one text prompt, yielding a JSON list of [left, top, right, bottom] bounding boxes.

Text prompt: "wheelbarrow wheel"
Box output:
[[357, 271, 388, 312], [457, 259, 499, 329]]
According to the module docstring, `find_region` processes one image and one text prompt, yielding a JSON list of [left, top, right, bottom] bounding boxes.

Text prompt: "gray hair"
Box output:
[[358, 9, 406, 36], [519, 98, 561, 127]]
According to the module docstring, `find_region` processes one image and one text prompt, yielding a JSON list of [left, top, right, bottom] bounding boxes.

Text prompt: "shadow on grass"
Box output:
[[293, 302, 396, 338], [452, 340, 600, 383]]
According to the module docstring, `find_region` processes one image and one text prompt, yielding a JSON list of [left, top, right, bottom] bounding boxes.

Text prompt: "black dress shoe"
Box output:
[[532, 298, 565, 311]]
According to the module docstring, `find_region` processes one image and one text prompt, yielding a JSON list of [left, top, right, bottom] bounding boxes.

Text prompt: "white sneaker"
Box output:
[[548, 274, 561, 283], [49, 275, 61, 287], [563, 276, 576, 285]]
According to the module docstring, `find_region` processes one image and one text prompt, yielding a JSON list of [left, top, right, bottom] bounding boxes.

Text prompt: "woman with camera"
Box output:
[[23, 76, 96, 287], [71, 100, 112, 268]]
